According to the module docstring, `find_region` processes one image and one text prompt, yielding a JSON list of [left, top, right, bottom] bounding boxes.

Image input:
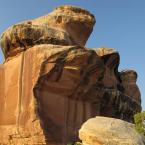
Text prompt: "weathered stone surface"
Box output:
[[0, 24, 74, 58], [0, 44, 105, 144], [0, 5, 142, 145], [34, 45, 105, 144], [120, 69, 141, 103], [96, 84, 141, 122], [79, 116, 145, 145], [1, 5, 95, 58], [93, 48, 120, 88], [91, 48, 141, 122], [0, 45, 141, 145], [33, 5, 95, 46]]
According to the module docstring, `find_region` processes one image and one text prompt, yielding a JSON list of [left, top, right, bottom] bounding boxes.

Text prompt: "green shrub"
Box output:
[[134, 111, 145, 136]]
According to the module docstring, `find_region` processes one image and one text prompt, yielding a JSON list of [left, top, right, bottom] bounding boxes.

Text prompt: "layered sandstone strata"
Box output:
[[0, 5, 141, 145]]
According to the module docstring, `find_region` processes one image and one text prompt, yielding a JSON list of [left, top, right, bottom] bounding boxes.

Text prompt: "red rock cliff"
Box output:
[[0, 5, 141, 145]]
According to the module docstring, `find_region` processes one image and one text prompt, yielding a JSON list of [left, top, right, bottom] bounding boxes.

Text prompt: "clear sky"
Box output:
[[0, 0, 145, 110]]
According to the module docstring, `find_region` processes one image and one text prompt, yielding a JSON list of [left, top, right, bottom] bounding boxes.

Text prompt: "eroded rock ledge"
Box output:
[[0, 5, 142, 145]]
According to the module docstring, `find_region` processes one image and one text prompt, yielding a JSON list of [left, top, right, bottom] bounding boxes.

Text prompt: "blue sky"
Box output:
[[0, 0, 145, 110]]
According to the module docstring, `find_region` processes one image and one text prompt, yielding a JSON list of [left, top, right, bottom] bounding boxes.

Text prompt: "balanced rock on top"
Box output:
[[1, 5, 95, 58]]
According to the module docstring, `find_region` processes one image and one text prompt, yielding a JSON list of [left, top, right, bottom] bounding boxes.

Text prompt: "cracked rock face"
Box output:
[[0, 5, 142, 145]]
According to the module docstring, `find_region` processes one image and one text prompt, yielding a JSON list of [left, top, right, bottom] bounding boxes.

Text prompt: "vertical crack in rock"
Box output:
[[17, 50, 25, 137]]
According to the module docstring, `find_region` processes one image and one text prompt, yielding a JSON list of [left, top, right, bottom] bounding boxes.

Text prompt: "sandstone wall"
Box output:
[[0, 5, 142, 145]]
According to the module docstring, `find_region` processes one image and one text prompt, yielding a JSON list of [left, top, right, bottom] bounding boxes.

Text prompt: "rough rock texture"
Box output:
[[92, 48, 141, 121], [93, 48, 120, 88], [79, 116, 145, 145], [0, 24, 74, 58], [1, 5, 95, 58], [0, 5, 142, 145], [120, 70, 141, 103]]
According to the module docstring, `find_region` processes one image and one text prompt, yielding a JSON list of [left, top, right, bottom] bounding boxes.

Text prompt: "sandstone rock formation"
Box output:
[[0, 5, 142, 145], [79, 116, 145, 145], [1, 5, 95, 59], [120, 70, 141, 103]]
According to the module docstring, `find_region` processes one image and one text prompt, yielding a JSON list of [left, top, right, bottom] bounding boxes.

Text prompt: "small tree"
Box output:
[[134, 111, 145, 136]]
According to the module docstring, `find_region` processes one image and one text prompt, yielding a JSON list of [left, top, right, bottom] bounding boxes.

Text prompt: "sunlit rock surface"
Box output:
[[0, 5, 141, 145], [79, 116, 145, 145], [1, 5, 95, 58]]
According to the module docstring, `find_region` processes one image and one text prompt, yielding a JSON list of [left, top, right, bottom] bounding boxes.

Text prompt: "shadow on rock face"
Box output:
[[0, 5, 142, 145]]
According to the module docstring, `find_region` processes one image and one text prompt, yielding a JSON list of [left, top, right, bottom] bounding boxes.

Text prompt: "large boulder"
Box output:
[[79, 116, 145, 145], [0, 5, 95, 59], [92, 48, 120, 88]]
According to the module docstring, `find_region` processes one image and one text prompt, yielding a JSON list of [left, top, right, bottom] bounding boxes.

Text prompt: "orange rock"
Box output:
[[0, 5, 141, 145], [120, 70, 141, 103], [79, 117, 145, 145]]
